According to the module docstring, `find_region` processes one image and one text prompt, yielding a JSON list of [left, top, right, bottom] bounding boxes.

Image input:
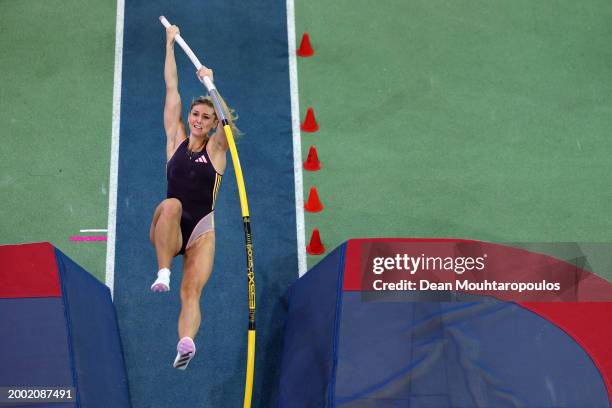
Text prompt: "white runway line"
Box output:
[[287, 0, 307, 277], [106, 0, 125, 298]]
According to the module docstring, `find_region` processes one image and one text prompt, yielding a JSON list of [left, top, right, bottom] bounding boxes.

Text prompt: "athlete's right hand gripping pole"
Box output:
[[159, 16, 256, 408]]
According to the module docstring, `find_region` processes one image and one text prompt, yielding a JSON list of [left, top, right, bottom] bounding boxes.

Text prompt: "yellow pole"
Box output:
[[224, 124, 257, 408]]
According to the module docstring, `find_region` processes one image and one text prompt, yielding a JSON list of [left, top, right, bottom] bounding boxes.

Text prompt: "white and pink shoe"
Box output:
[[150, 268, 171, 292], [173, 337, 196, 370]]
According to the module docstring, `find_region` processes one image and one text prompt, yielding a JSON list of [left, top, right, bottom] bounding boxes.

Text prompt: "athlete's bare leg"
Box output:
[[172, 234, 214, 369], [149, 198, 183, 269], [178, 231, 215, 339]]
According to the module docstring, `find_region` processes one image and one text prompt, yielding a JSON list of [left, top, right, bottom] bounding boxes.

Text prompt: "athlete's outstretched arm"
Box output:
[[164, 25, 187, 160]]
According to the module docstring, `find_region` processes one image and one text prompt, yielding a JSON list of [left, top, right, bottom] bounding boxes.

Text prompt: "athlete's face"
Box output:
[[189, 104, 217, 137]]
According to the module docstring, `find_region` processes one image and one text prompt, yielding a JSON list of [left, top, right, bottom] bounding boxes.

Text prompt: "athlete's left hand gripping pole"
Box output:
[[159, 16, 256, 408]]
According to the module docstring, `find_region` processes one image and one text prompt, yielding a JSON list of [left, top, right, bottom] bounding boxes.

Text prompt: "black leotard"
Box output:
[[167, 138, 222, 254]]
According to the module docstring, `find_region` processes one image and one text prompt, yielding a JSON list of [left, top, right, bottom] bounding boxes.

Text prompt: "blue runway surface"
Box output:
[[114, 2, 297, 406]]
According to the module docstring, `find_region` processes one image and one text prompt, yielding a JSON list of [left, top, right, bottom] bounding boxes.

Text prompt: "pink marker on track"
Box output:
[[70, 236, 107, 242]]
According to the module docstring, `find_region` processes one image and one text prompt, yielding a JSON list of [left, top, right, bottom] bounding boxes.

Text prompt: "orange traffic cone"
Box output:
[[305, 187, 323, 212], [307, 228, 325, 255], [303, 146, 321, 171], [297, 32, 314, 57], [301, 107, 319, 132]]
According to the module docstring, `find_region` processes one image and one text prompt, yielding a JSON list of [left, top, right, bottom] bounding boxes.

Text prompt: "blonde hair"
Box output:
[[190, 94, 242, 136]]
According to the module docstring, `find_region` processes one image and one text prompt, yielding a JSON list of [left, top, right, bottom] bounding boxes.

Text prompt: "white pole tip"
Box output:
[[159, 16, 170, 28]]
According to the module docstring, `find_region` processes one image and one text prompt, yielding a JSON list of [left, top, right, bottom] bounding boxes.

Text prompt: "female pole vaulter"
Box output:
[[149, 23, 238, 370]]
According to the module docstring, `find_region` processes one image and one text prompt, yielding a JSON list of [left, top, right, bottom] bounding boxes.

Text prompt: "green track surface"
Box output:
[[0, 0, 116, 281], [296, 1, 612, 277]]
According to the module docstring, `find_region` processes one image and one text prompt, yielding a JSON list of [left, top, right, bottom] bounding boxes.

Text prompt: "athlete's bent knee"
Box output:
[[161, 198, 182, 219]]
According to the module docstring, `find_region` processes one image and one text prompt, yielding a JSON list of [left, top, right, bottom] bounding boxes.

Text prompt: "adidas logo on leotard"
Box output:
[[194, 155, 208, 163]]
